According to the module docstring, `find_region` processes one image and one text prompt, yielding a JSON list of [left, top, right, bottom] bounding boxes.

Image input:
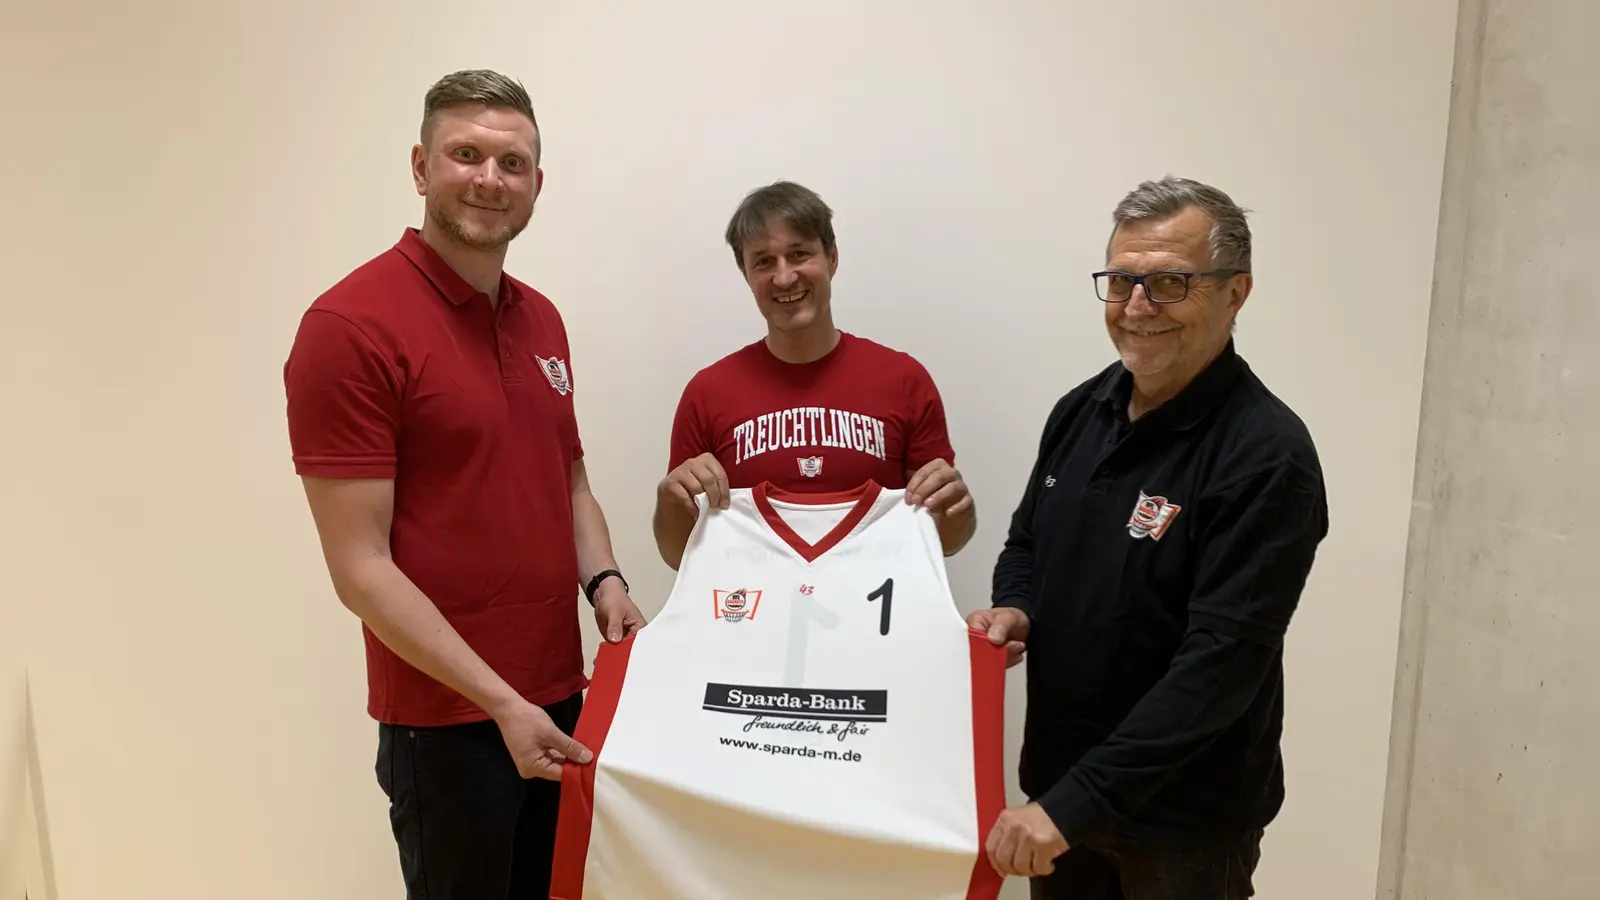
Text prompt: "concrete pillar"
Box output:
[[1378, 0, 1600, 897]]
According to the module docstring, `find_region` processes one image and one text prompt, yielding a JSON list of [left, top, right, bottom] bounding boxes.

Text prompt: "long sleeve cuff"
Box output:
[[1034, 770, 1103, 846], [991, 591, 1036, 622]]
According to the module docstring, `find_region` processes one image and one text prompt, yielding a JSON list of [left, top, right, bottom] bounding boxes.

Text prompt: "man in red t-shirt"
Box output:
[[653, 180, 975, 569], [283, 70, 644, 900]]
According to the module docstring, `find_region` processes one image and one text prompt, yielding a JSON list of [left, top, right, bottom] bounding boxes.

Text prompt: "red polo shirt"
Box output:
[[284, 228, 588, 726]]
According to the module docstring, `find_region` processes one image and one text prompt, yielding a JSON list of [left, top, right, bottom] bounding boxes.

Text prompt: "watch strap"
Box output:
[[584, 569, 626, 605]]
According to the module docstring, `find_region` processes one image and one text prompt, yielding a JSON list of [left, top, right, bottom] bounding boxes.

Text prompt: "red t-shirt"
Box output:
[[283, 228, 588, 727], [667, 332, 956, 492]]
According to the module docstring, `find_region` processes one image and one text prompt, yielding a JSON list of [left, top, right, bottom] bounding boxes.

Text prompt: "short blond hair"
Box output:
[[420, 69, 539, 159]]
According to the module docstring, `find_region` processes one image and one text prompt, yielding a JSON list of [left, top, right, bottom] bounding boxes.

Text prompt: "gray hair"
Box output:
[[1108, 175, 1252, 272]]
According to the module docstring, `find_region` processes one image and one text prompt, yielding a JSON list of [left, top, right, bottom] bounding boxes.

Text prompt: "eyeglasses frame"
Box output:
[[1091, 268, 1249, 304]]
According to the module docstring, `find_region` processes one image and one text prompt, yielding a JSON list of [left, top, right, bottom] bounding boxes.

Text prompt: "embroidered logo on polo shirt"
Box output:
[[1127, 490, 1182, 541], [536, 355, 571, 395]]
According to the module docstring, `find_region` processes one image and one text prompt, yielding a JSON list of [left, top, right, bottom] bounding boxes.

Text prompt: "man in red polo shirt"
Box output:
[[652, 180, 975, 570], [283, 69, 644, 900]]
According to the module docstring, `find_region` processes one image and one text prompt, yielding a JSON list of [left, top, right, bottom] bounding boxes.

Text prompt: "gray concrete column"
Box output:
[[1378, 0, 1600, 897]]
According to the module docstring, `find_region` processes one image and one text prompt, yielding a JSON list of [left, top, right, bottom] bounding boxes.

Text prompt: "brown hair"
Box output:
[[420, 69, 540, 160], [723, 181, 836, 270]]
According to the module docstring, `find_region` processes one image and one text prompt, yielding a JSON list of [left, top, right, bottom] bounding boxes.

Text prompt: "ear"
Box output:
[[410, 144, 427, 196], [533, 166, 544, 201], [827, 244, 840, 277], [1228, 272, 1254, 315]]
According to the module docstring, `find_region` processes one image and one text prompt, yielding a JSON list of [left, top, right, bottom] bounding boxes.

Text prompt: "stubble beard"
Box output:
[[429, 198, 533, 251], [1112, 326, 1181, 378]]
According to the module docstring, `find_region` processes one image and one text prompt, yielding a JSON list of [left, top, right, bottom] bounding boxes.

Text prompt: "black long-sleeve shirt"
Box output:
[[992, 341, 1328, 846]]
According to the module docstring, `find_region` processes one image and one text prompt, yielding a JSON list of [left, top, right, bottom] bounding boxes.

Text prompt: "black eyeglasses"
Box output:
[[1092, 269, 1247, 304]]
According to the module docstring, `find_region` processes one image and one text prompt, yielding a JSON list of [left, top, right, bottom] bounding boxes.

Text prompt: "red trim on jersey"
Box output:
[[752, 479, 884, 562], [965, 629, 1008, 900], [550, 631, 637, 900]]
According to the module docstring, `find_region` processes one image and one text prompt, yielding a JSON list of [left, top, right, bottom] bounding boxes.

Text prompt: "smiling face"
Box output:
[[739, 216, 839, 336], [1103, 205, 1251, 383], [410, 102, 542, 252]]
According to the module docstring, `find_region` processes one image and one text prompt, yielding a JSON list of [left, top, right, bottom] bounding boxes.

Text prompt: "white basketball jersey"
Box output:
[[551, 480, 1007, 900]]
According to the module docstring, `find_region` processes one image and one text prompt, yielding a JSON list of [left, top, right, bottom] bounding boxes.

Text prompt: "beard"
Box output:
[[428, 196, 533, 251]]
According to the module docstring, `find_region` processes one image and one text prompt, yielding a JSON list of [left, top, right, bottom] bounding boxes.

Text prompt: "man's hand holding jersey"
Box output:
[[592, 576, 646, 644], [904, 458, 972, 518], [967, 606, 1030, 669], [985, 801, 1070, 877], [659, 452, 731, 513]]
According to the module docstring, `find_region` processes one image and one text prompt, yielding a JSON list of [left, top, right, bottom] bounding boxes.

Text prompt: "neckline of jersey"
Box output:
[[751, 480, 884, 564]]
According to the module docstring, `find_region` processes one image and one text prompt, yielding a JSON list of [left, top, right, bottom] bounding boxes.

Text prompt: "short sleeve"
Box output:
[[902, 359, 957, 472], [565, 351, 585, 462], [283, 309, 402, 479], [666, 377, 710, 472], [1187, 461, 1328, 646]]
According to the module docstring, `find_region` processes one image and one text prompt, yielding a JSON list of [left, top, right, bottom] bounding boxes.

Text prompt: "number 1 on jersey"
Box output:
[[866, 577, 893, 636]]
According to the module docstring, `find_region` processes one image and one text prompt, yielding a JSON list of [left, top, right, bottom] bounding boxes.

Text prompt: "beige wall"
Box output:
[[0, 675, 30, 899], [0, 679, 54, 900], [1, 2, 1458, 898]]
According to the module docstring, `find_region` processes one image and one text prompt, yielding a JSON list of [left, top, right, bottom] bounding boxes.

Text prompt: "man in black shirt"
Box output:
[[972, 176, 1328, 899]]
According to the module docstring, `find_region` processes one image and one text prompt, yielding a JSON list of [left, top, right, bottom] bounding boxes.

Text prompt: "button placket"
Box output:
[[493, 307, 521, 385]]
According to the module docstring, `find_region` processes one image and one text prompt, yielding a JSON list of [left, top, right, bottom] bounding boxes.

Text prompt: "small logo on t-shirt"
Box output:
[[797, 455, 824, 478], [713, 588, 763, 622], [536, 355, 571, 395], [1127, 490, 1182, 541]]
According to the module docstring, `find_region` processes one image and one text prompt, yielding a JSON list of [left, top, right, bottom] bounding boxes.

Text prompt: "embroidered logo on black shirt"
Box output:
[[1127, 491, 1182, 541]]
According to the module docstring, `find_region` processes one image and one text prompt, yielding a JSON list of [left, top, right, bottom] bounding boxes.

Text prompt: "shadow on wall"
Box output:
[[3, 677, 59, 900]]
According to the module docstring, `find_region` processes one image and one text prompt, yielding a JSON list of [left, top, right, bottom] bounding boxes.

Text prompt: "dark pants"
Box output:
[[1030, 830, 1263, 900], [375, 692, 583, 900]]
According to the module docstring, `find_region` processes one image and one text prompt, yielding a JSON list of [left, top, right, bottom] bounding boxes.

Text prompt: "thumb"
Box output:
[[988, 619, 1008, 644], [597, 608, 621, 643], [563, 735, 593, 765]]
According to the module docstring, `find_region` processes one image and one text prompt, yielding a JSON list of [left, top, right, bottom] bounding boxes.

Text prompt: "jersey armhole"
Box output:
[[911, 503, 971, 632], [663, 493, 716, 602]]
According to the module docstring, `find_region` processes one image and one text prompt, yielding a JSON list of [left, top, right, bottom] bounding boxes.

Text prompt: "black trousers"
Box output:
[[1030, 829, 1264, 900], [375, 692, 583, 900]]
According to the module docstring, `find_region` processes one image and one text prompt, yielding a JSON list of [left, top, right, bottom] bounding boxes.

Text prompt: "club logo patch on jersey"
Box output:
[[797, 455, 824, 478], [1127, 490, 1182, 541], [535, 355, 571, 395], [713, 588, 762, 622]]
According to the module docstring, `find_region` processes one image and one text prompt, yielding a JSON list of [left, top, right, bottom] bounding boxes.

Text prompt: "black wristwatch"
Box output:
[[584, 569, 627, 606]]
